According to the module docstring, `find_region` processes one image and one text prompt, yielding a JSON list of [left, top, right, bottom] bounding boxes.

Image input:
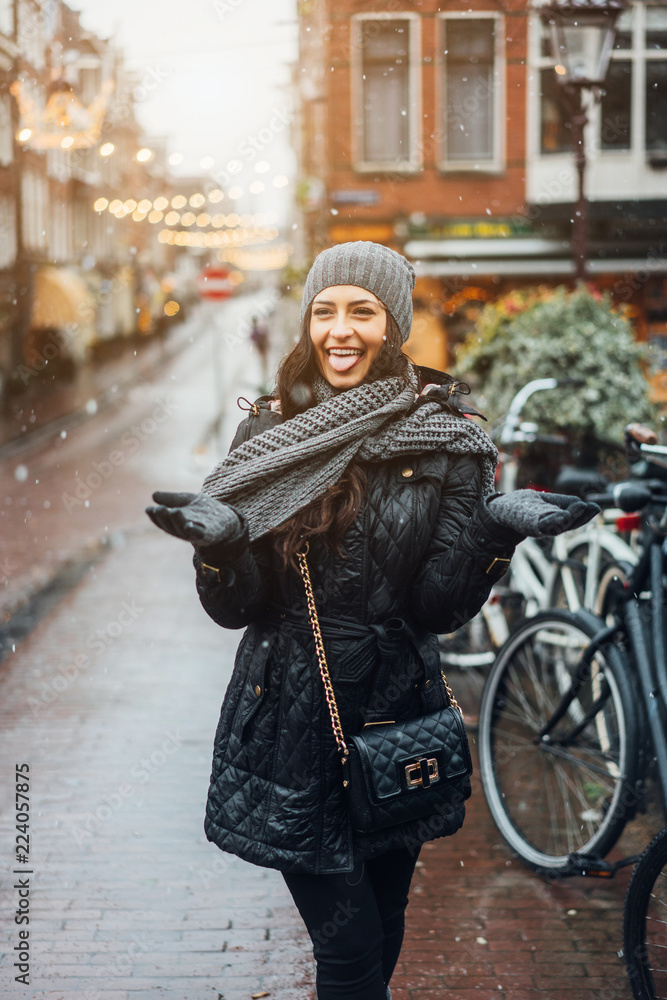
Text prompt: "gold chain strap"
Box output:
[[296, 546, 463, 784], [441, 670, 463, 717], [296, 545, 350, 786]]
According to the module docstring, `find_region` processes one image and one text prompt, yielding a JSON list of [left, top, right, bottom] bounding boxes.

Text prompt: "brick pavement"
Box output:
[[0, 528, 316, 1000]]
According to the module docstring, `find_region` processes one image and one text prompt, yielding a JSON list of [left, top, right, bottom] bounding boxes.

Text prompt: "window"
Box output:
[[0, 0, 13, 35], [21, 171, 48, 251], [17, 0, 45, 70], [646, 7, 667, 155], [540, 68, 571, 153], [352, 14, 421, 171], [439, 15, 504, 169], [0, 93, 13, 166], [600, 61, 632, 150], [537, 2, 667, 159], [0, 197, 17, 269]]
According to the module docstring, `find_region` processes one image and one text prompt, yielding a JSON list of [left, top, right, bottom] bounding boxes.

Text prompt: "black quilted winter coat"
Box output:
[[196, 389, 518, 874]]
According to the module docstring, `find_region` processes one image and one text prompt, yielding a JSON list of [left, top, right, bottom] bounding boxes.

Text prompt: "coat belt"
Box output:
[[264, 605, 416, 649]]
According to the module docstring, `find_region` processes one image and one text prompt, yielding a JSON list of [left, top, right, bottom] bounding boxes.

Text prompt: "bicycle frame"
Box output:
[[551, 519, 637, 612], [621, 524, 667, 813], [562, 514, 667, 821]]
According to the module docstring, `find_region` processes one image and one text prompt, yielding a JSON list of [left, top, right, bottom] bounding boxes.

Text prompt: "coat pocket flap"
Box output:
[[234, 630, 275, 739]]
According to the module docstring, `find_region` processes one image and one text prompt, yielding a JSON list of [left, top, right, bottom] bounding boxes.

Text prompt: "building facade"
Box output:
[[296, 0, 667, 388], [0, 0, 173, 398]]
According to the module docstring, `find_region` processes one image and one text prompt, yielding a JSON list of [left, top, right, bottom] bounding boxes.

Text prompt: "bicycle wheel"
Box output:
[[549, 540, 631, 618], [478, 609, 640, 872], [624, 826, 667, 1000], [439, 611, 497, 669]]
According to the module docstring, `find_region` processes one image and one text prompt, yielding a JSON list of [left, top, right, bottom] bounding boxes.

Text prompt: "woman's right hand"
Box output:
[[145, 491, 242, 547]]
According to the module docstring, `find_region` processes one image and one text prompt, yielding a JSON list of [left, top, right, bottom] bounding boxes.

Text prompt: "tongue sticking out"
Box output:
[[328, 352, 362, 373]]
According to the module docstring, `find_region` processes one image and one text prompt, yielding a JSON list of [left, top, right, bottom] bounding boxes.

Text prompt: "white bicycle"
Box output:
[[439, 378, 638, 671]]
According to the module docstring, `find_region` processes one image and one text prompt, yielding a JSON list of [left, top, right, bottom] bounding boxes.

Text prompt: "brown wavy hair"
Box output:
[[271, 305, 414, 569]]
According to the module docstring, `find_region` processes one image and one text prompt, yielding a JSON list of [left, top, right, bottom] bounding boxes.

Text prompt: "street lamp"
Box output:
[[538, 0, 628, 280]]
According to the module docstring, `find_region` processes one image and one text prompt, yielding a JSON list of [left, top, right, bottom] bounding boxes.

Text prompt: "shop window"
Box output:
[[352, 15, 421, 171], [439, 16, 503, 169]]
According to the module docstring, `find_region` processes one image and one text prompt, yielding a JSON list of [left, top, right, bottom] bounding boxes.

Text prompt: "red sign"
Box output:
[[197, 265, 234, 300]]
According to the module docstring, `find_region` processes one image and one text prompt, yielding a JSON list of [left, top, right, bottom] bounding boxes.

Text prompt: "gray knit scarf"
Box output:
[[201, 366, 498, 541]]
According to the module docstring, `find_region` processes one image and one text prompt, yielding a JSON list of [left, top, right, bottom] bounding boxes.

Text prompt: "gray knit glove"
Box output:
[[145, 491, 241, 547], [487, 490, 600, 537]]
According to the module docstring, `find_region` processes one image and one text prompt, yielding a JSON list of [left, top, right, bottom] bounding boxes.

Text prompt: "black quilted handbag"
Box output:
[[297, 548, 473, 835]]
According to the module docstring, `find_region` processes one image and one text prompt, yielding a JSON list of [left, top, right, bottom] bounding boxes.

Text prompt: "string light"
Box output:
[[157, 225, 279, 247]]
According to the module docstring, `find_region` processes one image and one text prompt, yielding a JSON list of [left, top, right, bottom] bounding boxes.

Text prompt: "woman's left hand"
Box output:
[[145, 491, 242, 546], [487, 490, 600, 537]]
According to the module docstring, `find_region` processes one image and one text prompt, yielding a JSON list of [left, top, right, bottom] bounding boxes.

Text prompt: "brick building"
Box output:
[[0, 0, 173, 398], [296, 0, 667, 384]]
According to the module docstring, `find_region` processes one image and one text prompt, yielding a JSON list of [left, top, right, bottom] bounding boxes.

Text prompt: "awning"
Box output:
[[409, 256, 667, 279], [403, 237, 667, 278], [31, 266, 94, 329], [406, 238, 568, 259]]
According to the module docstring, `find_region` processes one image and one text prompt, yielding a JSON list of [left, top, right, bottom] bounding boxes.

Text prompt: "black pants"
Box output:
[[282, 846, 420, 1000]]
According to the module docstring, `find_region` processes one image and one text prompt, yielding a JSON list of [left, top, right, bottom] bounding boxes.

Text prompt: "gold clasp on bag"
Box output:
[[405, 757, 439, 789]]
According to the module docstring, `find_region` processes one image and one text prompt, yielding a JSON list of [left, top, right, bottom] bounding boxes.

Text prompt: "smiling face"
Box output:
[[309, 285, 388, 389]]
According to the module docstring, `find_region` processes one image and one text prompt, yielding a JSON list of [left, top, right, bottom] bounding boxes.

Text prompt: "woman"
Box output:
[[146, 241, 597, 999]]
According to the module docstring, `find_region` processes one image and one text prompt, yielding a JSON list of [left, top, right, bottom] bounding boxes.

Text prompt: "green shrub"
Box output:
[[454, 284, 655, 441]]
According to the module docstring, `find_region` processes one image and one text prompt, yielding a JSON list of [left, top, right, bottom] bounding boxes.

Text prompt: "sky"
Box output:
[[71, 0, 298, 212]]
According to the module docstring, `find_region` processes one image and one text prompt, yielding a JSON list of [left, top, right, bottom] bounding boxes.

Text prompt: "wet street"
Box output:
[[0, 294, 660, 999]]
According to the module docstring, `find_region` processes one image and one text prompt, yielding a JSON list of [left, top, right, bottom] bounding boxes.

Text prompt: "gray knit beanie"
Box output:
[[300, 241, 416, 344]]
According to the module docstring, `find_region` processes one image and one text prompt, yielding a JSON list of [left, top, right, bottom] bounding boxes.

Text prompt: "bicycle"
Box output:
[[624, 824, 667, 1000], [476, 433, 667, 999], [439, 377, 636, 670]]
